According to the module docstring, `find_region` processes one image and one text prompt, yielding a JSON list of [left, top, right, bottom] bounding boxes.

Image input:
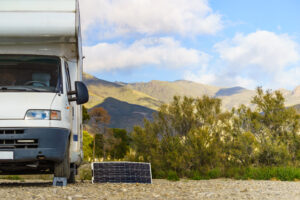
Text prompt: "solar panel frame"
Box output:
[[92, 161, 152, 184]]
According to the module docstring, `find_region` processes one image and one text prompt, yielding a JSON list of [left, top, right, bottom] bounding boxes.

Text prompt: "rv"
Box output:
[[0, 0, 88, 182]]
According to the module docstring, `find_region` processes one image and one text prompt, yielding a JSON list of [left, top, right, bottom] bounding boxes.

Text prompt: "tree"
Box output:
[[110, 128, 130, 159], [224, 105, 258, 166], [89, 107, 110, 126], [227, 88, 300, 166], [129, 90, 300, 178], [82, 131, 93, 161], [89, 107, 111, 161], [251, 87, 300, 165], [130, 95, 226, 175], [82, 105, 90, 124]]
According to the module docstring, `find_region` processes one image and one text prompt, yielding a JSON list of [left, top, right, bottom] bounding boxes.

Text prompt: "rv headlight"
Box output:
[[50, 110, 61, 120], [25, 110, 61, 120]]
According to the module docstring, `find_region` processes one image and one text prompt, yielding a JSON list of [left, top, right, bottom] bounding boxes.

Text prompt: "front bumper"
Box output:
[[0, 127, 70, 163]]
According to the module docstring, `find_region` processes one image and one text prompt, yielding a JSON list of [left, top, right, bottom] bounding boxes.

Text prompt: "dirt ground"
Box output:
[[0, 179, 300, 199]]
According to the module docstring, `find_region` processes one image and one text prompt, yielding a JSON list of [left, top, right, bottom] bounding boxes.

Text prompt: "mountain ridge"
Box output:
[[84, 73, 300, 110], [83, 73, 162, 110], [83, 73, 300, 130]]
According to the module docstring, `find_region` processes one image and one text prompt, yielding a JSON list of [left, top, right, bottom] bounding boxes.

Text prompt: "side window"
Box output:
[[64, 62, 72, 92]]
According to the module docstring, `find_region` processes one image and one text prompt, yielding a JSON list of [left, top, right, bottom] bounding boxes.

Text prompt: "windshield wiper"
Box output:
[[0, 87, 26, 92], [0, 87, 41, 92]]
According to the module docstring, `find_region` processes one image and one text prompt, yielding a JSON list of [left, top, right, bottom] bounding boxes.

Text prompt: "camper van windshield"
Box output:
[[0, 55, 61, 93]]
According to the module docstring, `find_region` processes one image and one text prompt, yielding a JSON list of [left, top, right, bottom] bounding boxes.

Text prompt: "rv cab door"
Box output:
[[63, 60, 73, 130]]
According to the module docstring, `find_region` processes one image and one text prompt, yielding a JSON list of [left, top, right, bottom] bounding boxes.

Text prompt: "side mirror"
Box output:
[[68, 81, 89, 105]]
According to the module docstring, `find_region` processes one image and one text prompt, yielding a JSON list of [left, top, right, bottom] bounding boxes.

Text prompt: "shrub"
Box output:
[[127, 90, 300, 181], [0, 175, 23, 180], [78, 164, 92, 181], [190, 171, 208, 180], [167, 170, 179, 181], [152, 169, 166, 179], [208, 168, 222, 179]]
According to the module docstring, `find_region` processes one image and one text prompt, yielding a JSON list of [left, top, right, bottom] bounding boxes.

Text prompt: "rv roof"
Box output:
[[0, 0, 77, 38]]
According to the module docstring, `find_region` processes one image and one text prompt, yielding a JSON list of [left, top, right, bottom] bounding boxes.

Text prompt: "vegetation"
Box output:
[[128, 87, 300, 180], [83, 131, 93, 161], [82, 106, 90, 123], [167, 170, 180, 181], [83, 107, 131, 161], [78, 164, 92, 181], [82, 87, 300, 181]]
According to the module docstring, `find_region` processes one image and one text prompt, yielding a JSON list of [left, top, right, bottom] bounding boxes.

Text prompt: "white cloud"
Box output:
[[79, 0, 223, 37], [207, 30, 300, 89], [83, 37, 210, 72], [184, 70, 216, 85], [271, 67, 300, 89], [232, 76, 258, 89], [184, 70, 257, 89], [215, 30, 300, 71]]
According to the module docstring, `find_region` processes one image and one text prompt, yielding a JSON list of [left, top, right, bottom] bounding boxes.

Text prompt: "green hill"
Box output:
[[83, 73, 162, 110], [91, 97, 156, 131]]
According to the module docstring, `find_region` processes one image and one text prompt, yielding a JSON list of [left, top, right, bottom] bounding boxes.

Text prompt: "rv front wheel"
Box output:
[[54, 142, 70, 179]]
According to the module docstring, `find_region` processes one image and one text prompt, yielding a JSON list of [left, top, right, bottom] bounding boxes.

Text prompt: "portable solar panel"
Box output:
[[92, 162, 152, 184]]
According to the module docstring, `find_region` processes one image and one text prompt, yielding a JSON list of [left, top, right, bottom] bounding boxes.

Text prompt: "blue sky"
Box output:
[[80, 0, 300, 90]]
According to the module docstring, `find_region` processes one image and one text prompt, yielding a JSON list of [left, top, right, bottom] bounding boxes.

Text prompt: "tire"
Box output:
[[68, 165, 76, 184], [54, 142, 70, 179]]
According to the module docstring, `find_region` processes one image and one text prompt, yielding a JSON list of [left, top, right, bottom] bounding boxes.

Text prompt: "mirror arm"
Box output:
[[68, 90, 77, 95], [68, 97, 77, 102]]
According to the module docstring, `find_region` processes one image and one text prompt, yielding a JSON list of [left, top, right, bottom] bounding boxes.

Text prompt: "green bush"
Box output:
[[126, 89, 300, 181], [152, 169, 166, 179], [0, 175, 23, 180], [167, 170, 179, 181], [83, 131, 94, 161], [222, 167, 300, 181], [189, 168, 222, 180], [78, 164, 92, 181], [190, 171, 208, 180], [208, 168, 222, 179]]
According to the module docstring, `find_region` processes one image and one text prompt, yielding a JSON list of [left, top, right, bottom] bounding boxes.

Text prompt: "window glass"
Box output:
[[65, 61, 72, 92], [0, 55, 61, 93]]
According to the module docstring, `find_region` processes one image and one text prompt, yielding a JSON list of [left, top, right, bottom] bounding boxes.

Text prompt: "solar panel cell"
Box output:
[[92, 162, 152, 184]]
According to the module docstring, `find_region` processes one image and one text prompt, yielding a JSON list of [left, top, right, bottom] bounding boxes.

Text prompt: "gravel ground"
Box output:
[[0, 179, 300, 199]]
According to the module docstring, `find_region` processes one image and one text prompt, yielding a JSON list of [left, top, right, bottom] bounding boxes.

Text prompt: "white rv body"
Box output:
[[0, 0, 88, 180]]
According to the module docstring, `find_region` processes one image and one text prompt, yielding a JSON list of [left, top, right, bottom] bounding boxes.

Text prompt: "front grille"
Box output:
[[0, 139, 38, 149], [0, 129, 24, 135]]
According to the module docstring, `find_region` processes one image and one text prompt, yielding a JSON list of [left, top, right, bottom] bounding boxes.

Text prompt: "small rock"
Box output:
[[241, 188, 248, 192]]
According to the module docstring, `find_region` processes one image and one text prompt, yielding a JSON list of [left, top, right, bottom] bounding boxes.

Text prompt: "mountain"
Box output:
[[293, 86, 300, 97], [83, 73, 162, 110], [127, 80, 220, 103], [280, 87, 300, 107], [84, 73, 300, 110], [220, 87, 300, 110], [83, 73, 300, 129], [91, 97, 156, 131], [294, 104, 300, 113], [220, 90, 257, 110], [215, 87, 246, 97]]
